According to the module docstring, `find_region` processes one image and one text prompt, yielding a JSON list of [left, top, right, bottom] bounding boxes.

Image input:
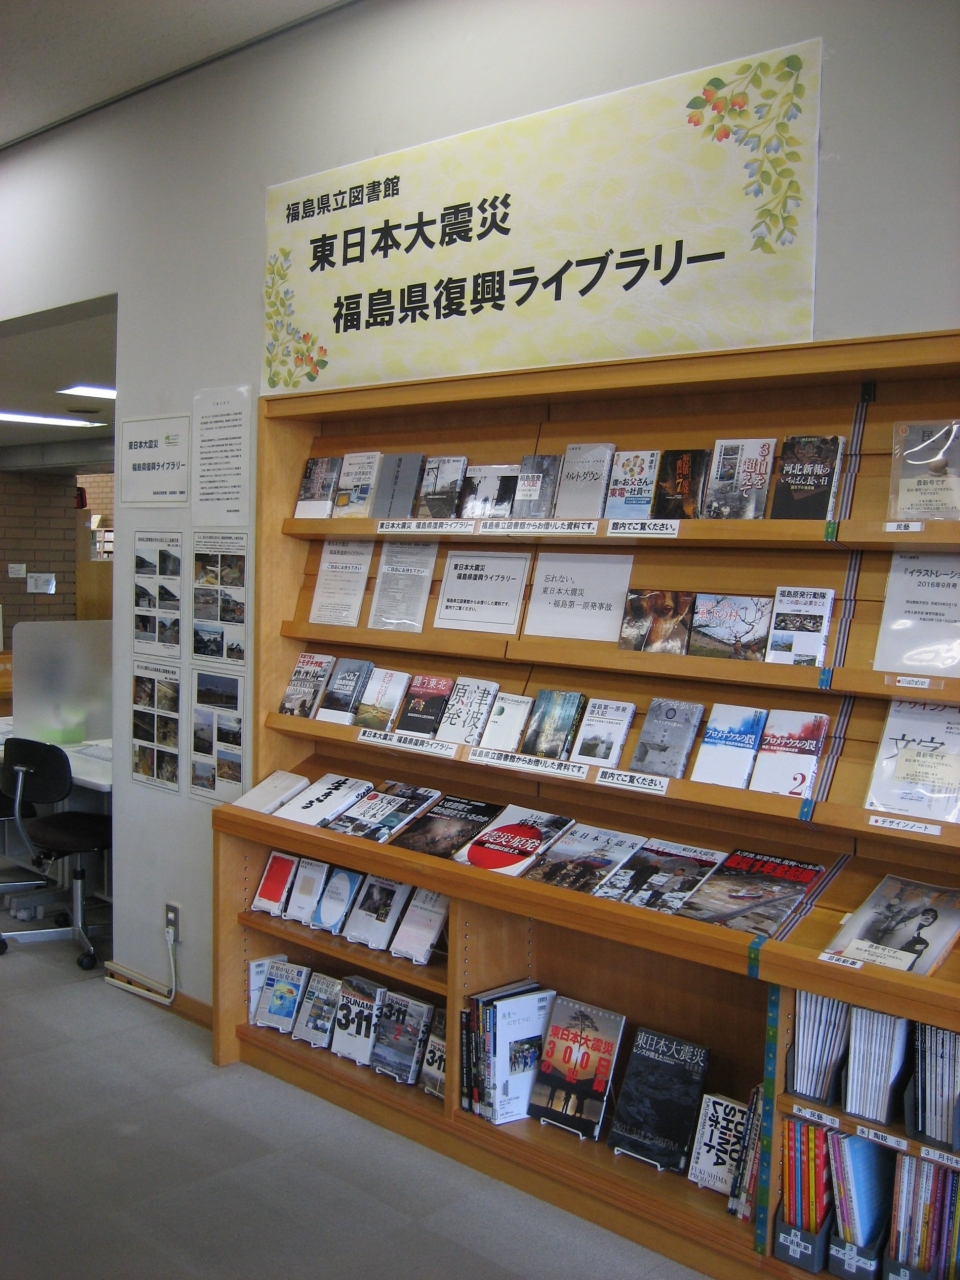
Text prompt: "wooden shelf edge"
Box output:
[[279, 617, 509, 661], [809, 800, 960, 853], [776, 1093, 933, 1157]]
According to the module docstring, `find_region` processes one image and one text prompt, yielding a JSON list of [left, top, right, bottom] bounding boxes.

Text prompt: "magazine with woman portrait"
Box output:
[[822, 874, 960, 976]]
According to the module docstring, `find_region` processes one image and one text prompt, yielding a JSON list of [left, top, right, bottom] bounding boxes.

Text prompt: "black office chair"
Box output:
[[0, 738, 112, 969]]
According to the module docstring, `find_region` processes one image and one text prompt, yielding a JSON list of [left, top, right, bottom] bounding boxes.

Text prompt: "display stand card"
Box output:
[[434, 551, 530, 635], [368, 542, 437, 632], [308, 540, 374, 627], [523, 552, 633, 644]]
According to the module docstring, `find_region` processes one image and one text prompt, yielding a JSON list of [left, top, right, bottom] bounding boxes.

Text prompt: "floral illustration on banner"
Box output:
[[264, 248, 328, 388], [685, 54, 807, 253]]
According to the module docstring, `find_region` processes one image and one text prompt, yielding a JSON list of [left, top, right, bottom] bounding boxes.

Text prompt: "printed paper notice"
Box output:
[[190, 668, 243, 802], [523, 551, 633, 643], [132, 660, 181, 791], [368, 542, 437, 632], [191, 386, 250, 526], [120, 416, 189, 505], [193, 532, 247, 666], [309, 541, 374, 627], [434, 550, 530, 635], [134, 532, 183, 658]]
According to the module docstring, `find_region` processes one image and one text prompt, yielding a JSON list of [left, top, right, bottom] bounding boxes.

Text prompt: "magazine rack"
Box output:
[[213, 330, 960, 1280]]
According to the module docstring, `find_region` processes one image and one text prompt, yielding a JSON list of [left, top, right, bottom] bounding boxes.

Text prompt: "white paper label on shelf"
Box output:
[[606, 519, 680, 538], [377, 519, 476, 534], [818, 951, 864, 970], [595, 768, 670, 795], [868, 815, 942, 836], [357, 728, 458, 758], [856, 1125, 908, 1151], [921, 1146, 960, 1170], [894, 675, 932, 689], [467, 746, 589, 779], [778, 1229, 813, 1260], [792, 1103, 841, 1128], [829, 1241, 880, 1273], [477, 518, 598, 536], [884, 522, 925, 533]]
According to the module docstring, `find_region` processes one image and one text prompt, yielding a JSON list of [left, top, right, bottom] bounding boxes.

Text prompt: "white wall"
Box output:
[[1, 0, 958, 1003]]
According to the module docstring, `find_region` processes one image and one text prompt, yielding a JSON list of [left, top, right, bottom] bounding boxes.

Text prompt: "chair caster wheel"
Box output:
[[55, 912, 70, 928], [0, 937, 7, 955], [77, 952, 97, 970]]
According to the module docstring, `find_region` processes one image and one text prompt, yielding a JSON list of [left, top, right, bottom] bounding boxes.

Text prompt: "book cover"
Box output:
[[527, 995, 625, 1140], [314, 657, 375, 724], [823, 874, 960, 976], [519, 689, 587, 761], [603, 450, 661, 520], [310, 866, 365, 933], [453, 804, 575, 876], [274, 773, 374, 827], [689, 705, 768, 789], [522, 823, 646, 894], [747, 709, 830, 799], [369, 453, 403, 519], [435, 677, 500, 746], [343, 875, 414, 950], [233, 770, 308, 814], [677, 850, 826, 937], [477, 692, 533, 752], [389, 888, 449, 965], [278, 651, 335, 717], [890, 421, 960, 521], [568, 699, 636, 767], [630, 698, 704, 778], [327, 781, 441, 843], [420, 1008, 447, 1098], [281, 858, 330, 925], [650, 449, 712, 519], [593, 838, 727, 913], [511, 454, 562, 520], [251, 851, 299, 915], [553, 443, 616, 519], [331, 451, 382, 518], [390, 795, 505, 858], [370, 453, 426, 519], [246, 953, 287, 1022], [874, 553, 960, 678], [393, 674, 455, 737], [330, 974, 387, 1065], [291, 972, 342, 1048], [489, 987, 557, 1124], [770, 436, 845, 520], [353, 667, 411, 732], [702, 438, 776, 520], [455, 464, 521, 519], [607, 1027, 709, 1171], [254, 960, 311, 1033], [371, 992, 435, 1084], [688, 595, 773, 661], [294, 455, 342, 519], [619, 590, 695, 655], [688, 1094, 750, 1192], [865, 700, 960, 824], [416, 455, 468, 518], [767, 588, 835, 667]]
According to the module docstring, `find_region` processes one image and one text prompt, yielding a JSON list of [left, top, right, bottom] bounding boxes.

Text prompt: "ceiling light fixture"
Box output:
[[0, 412, 104, 428], [57, 385, 117, 400]]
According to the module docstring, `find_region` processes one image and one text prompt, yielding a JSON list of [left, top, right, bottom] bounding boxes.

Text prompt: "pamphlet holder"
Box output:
[[903, 1075, 960, 1153], [882, 1259, 935, 1280], [538, 1117, 587, 1141], [785, 1043, 845, 1107], [774, 1205, 834, 1273], [611, 1145, 665, 1170], [841, 1051, 912, 1129], [828, 1230, 888, 1278]]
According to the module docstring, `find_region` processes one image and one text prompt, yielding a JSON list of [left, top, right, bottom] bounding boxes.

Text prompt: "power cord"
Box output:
[[104, 925, 178, 1007]]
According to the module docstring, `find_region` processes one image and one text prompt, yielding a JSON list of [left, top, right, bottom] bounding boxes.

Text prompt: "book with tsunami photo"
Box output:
[[522, 824, 646, 894], [701, 438, 775, 520], [629, 698, 704, 779], [456, 464, 520, 519], [453, 805, 574, 876], [650, 450, 712, 520], [309, 867, 365, 934], [690, 705, 768, 789], [603, 450, 660, 521], [688, 595, 772, 661], [294, 455, 342, 519], [519, 689, 587, 761], [770, 436, 845, 520], [331, 451, 382, 518], [823, 874, 960, 976], [766, 587, 835, 667], [477, 692, 533, 752], [326, 781, 441, 843], [415, 455, 468, 518], [527, 995, 625, 1140], [593, 839, 727, 914], [889, 420, 960, 521], [330, 975, 387, 1065], [371, 992, 435, 1084], [291, 973, 342, 1048], [677, 850, 826, 937], [420, 1008, 447, 1098], [390, 795, 505, 859], [435, 677, 499, 746], [254, 960, 311, 1033], [278, 651, 335, 718], [511, 454, 562, 520], [607, 1027, 709, 1171], [553, 443, 616, 519], [619, 590, 695, 655], [343, 875, 414, 950], [568, 699, 635, 767]]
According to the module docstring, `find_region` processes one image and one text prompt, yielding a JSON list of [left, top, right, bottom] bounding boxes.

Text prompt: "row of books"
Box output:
[[890, 1154, 960, 1275], [295, 436, 846, 523]]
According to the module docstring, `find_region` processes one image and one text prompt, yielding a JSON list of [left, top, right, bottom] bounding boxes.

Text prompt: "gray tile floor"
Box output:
[[0, 938, 712, 1280]]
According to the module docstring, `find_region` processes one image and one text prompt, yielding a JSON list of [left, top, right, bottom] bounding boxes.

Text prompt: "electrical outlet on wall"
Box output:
[[164, 903, 181, 943]]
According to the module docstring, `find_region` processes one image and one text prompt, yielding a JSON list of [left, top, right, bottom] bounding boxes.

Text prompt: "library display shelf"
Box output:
[[776, 1093, 936, 1162]]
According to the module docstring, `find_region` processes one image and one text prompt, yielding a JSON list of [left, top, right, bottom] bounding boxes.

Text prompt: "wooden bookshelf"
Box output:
[[214, 331, 960, 1280]]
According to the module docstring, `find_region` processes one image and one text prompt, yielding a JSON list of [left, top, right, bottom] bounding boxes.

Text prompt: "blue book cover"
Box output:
[[310, 867, 364, 934], [689, 704, 768, 789]]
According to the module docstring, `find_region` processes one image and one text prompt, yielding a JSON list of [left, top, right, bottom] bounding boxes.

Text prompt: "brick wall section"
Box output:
[[77, 472, 114, 526], [0, 472, 78, 637]]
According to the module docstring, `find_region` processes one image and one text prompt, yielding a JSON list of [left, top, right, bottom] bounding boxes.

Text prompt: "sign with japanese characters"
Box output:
[[120, 416, 189, 505], [264, 40, 819, 393]]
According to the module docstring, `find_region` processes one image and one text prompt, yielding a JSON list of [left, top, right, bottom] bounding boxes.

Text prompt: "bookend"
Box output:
[[774, 1205, 835, 1273], [538, 1116, 588, 1142], [611, 1145, 667, 1170], [840, 1052, 912, 1129], [903, 1074, 960, 1153], [785, 1042, 845, 1108], [882, 1259, 935, 1280], [828, 1230, 888, 1278]]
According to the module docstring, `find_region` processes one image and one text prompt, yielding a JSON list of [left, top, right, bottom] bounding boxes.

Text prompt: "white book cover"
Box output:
[[251, 851, 299, 915], [310, 867, 364, 934], [281, 858, 331, 924], [748, 710, 830, 800], [866, 700, 960, 824], [890, 421, 960, 521], [690, 705, 768, 789], [478, 692, 533, 752], [554, 443, 616, 518], [874, 553, 960, 677], [490, 988, 557, 1125], [308, 540, 374, 627], [343, 876, 414, 949], [278, 652, 335, 718], [523, 552, 633, 644], [435, 677, 500, 745], [569, 699, 636, 767], [330, 975, 387, 1065], [332, 451, 382, 518], [234, 770, 309, 814], [603, 450, 660, 520], [702, 438, 776, 520], [254, 960, 311, 1033], [246, 953, 287, 1023], [766, 588, 835, 667], [353, 667, 411, 733], [371, 992, 435, 1084], [291, 973, 342, 1047], [688, 1094, 750, 1193], [456, 463, 521, 519], [390, 888, 449, 964], [274, 774, 374, 827], [294, 455, 342, 519]]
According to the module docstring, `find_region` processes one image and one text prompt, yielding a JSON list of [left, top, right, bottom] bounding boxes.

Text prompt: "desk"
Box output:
[[0, 725, 113, 793]]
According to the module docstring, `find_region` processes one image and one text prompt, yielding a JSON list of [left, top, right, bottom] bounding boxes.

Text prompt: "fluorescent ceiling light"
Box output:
[[0, 411, 103, 427], [57, 385, 117, 400]]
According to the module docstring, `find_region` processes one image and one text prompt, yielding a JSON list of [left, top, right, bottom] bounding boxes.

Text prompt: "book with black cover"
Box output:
[[519, 689, 587, 761], [278, 651, 335, 718], [527, 995, 626, 1140], [456, 464, 520, 519], [390, 795, 505, 858], [511, 455, 562, 520], [608, 1027, 710, 1171], [393, 675, 455, 737], [770, 436, 846, 520], [650, 450, 712, 519], [416, 456, 468, 518], [315, 658, 375, 724]]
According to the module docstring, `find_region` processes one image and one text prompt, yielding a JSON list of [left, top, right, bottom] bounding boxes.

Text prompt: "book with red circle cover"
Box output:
[[452, 805, 575, 877]]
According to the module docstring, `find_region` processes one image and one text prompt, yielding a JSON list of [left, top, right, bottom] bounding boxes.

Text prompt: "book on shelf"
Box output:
[[769, 435, 845, 520], [553, 442, 616, 519], [728, 1085, 763, 1219], [511, 454, 562, 520], [889, 420, 960, 522], [415, 455, 468, 519], [781, 1120, 833, 1233], [650, 449, 712, 519], [278, 652, 335, 717], [677, 850, 826, 937], [330, 975, 387, 1065], [434, 677, 499, 746], [519, 689, 587, 761], [369, 452, 426, 520], [865, 700, 960, 824], [486, 987, 557, 1125], [233, 770, 308, 814], [308, 540, 374, 627], [619, 589, 695, 654], [568, 699, 635, 767], [389, 888, 448, 965], [689, 704, 768, 789], [251, 851, 299, 915], [314, 658, 375, 725], [874, 552, 960, 677], [453, 805, 574, 876], [274, 773, 374, 828], [477, 692, 533, 752], [603, 449, 661, 520], [915, 1022, 960, 1146], [281, 858, 330, 924], [327, 782, 441, 843], [701, 438, 775, 520], [593, 838, 727, 914], [390, 795, 505, 858], [254, 960, 311, 1033], [792, 990, 850, 1102], [455, 463, 520, 519], [523, 550, 634, 644], [367, 541, 438, 633], [309, 866, 365, 934], [291, 972, 342, 1048], [629, 698, 704, 778], [294, 455, 342, 519], [688, 594, 772, 661], [393, 674, 455, 737], [353, 667, 411, 732], [845, 1005, 910, 1123], [766, 587, 835, 667], [822, 874, 960, 976], [332, 451, 382, 518], [420, 1008, 446, 1099], [246, 953, 287, 1023], [522, 823, 646, 894], [688, 1094, 750, 1193], [465, 979, 540, 1116], [888, 1152, 957, 1270], [343, 875, 414, 950], [371, 991, 435, 1084], [747, 709, 831, 800], [528, 995, 625, 1140]]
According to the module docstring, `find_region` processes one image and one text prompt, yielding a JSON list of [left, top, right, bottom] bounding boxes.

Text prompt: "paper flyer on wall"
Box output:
[[308, 540, 374, 627], [134, 531, 183, 658], [190, 667, 244, 801], [434, 550, 530, 635], [119, 416, 189, 505], [193, 532, 247, 666], [191, 385, 251, 526], [132, 660, 181, 791], [368, 541, 437, 632]]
